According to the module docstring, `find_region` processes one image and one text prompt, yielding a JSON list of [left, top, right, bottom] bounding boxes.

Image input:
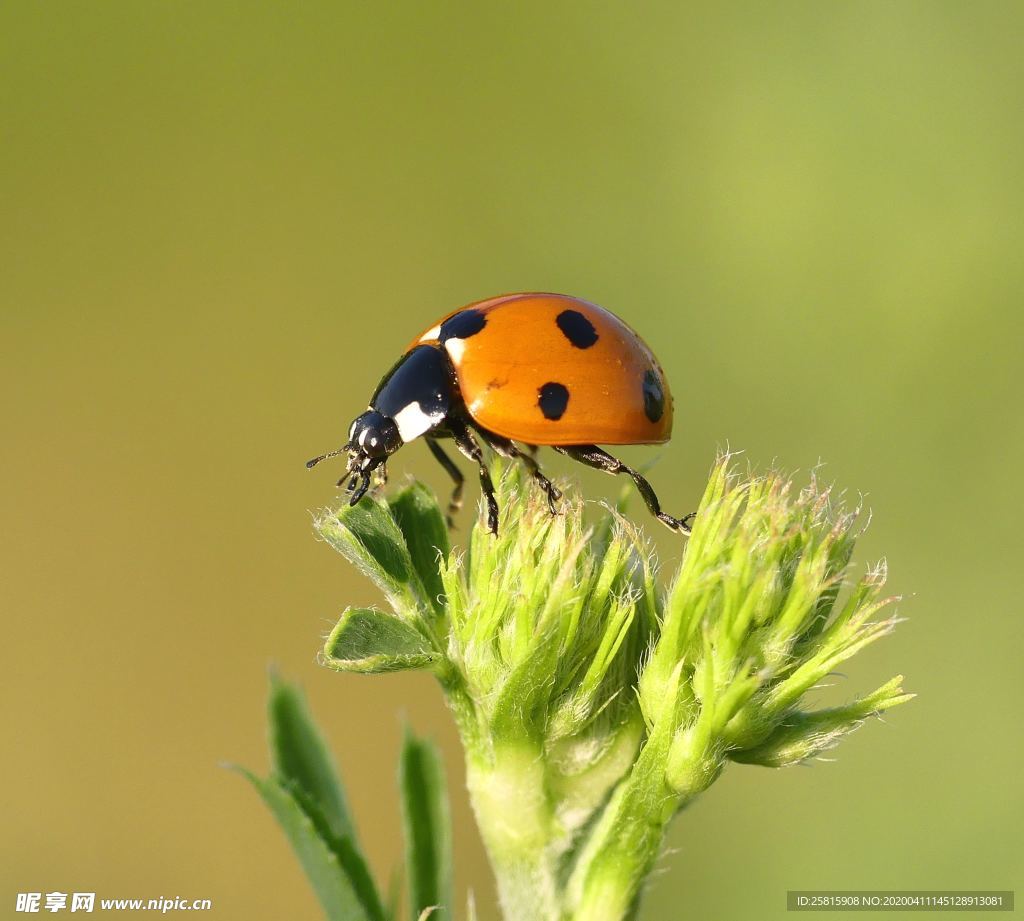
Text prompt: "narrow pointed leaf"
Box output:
[[324, 608, 440, 674], [269, 676, 355, 841], [238, 769, 371, 921], [399, 732, 452, 920], [287, 782, 386, 921]]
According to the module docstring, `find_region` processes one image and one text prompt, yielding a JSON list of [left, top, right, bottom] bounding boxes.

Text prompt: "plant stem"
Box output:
[[564, 756, 683, 921], [465, 743, 561, 921]]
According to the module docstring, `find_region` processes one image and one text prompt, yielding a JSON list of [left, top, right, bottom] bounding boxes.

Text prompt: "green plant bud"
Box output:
[[666, 725, 726, 797]]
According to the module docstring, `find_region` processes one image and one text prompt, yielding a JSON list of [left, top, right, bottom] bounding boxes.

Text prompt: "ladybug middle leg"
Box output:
[[474, 428, 562, 516], [554, 445, 695, 534], [448, 420, 500, 535], [425, 436, 465, 529]]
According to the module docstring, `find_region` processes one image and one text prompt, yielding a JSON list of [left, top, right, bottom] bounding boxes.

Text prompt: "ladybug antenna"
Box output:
[[305, 443, 352, 469]]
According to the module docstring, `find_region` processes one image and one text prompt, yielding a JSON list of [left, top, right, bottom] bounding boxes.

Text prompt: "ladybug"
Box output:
[[307, 293, 693, 534]]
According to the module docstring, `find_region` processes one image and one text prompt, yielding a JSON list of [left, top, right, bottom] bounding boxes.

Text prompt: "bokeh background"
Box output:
[[3, 2, 1022, 919]]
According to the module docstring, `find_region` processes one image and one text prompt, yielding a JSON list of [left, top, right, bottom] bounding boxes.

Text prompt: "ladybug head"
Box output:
[[346, 410, 403, 465], [305, 409, 403, 486]]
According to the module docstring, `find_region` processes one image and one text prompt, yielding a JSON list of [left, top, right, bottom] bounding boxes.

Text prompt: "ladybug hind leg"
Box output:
[[475, 429, 562, 516], [554, 445, 695, 535]]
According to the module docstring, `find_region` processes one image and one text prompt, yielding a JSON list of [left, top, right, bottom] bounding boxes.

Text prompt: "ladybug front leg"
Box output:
[[448, 421, 500, 535], [347, 456, 383, 507], [349, 472, 372, 506], [554, 445, 695, 534]]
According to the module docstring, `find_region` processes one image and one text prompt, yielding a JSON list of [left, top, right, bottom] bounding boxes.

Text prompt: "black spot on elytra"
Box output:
[[439, 308, 487, 341], [555, 309, 599, 349], [642, 370, 664, 423], [538, 382, 570, 420]]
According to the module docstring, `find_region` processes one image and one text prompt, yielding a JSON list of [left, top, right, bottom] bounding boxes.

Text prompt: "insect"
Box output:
[[307, 293, 693, 535]]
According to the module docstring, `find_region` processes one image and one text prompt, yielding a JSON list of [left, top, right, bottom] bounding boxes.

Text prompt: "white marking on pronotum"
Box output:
[[393, 401, 444, 442], [445, 338, 467, 364], [421, 323, 442, 341]]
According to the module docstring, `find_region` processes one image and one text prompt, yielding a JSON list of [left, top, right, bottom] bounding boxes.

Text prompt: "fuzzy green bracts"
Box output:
[[307, 454, 911, 921]]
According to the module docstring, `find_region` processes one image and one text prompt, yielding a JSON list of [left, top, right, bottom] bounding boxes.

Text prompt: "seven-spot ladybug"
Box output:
[[308, 293, 693, 534]]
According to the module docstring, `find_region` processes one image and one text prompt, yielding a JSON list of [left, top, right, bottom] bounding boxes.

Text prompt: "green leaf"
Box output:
[[324, 608, 440, 674], [260, 678, 385, 921], [268, 676, 355, 841], [237, 768, 372, 921], [388, 483, 450, 618], [400, 731, 452, 920], [315, 499, 424, 616], [287, 783, 386, 921]]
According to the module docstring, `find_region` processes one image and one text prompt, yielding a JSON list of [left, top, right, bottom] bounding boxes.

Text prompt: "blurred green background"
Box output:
[[2, 2, 1021, 918]]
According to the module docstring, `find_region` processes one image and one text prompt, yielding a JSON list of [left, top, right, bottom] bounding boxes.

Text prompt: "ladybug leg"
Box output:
[[554, 445, 695, 534], [349, 472, 372, 506], [449, 421, 500, 535], [425, 437, 465, 529], [348, 456, 383, 507], [519, 450, 562, 517], [476, 429, 561, 516]]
